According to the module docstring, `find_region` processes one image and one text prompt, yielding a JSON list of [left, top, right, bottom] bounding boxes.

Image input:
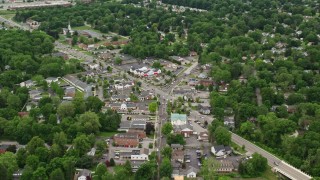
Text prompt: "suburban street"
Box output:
[[231, 133, 312, 180]]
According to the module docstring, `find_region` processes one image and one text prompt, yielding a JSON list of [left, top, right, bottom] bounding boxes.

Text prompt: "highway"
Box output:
[[231, 133, 312, 180]]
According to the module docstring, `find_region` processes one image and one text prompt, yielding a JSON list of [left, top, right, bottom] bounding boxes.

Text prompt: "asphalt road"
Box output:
[[231, 133, 312, 180]]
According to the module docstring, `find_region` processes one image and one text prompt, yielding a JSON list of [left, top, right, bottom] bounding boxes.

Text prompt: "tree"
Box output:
[[57, 102, 75, 118], [160, 158, 172, 178], [78, 111, 101, 134], [0, 152, 18, 179], [115, 56, 122, 65], [49, 168, 65, 180], [86, 96, 104, 112], [200, 157, 221, 180], [32, 167, 48, 180], [145, 122, 155, 135], [161, 146, 172, 159], [123, 160, 132, 175], [214, 126, 231, 145], [109, 158, 115, 166], [73, 135, 91, 156], [148, 101, 158, 113], [0, 163, 7, 180], [161, 122, 173, 136], [95, 163, 108, 178], [26, 136, 45, 154], [239, 153, 267, 177], [134, 161, 157, 180], [152, 61, 161, 68], [26, 155, 39, 170], [16, 148, 27, 168], [166, 134, 186, 145]]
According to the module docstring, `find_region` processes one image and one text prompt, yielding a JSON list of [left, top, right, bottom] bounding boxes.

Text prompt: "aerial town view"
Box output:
[[0, 0, 319, 179]]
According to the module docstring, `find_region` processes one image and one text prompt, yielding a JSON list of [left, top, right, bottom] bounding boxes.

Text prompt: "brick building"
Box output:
[[113, 133, 139, 148]]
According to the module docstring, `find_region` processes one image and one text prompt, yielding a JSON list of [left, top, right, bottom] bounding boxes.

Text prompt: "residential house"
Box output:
[[198, 131, 209, 142], [186, 166, 199, 178], [171, 169, 180, 179], [88, 63, 99, 70], [99, 52, 113, 60], [172, 149, 184, 163], [211, 145, 232, 157], [20, 80, 34, 88], [198, 73, 207, 79], [18, 112, 29, 118], [139, 91, 154, 101], [64, 86, 76, 99], [86, 148, 96, 156], [188, 79, 198, 86], [114, 81, 135, 90], [46, 77, 59, 84], [198, 104, 211, 115], [113, 133, 139, 147], [73, 169, 92, 180], [26, 19, 40, 29], [224, 116, 235, 128], [110, 94, 131, 102], [174, 124, 193, 137], [171, 144, 183, 150], [219, 83, 229, 92], [29, 89, 43, 99], [216, 160, 234, 173], [171, 113, 187, 126], [52, 52, 69, 60]]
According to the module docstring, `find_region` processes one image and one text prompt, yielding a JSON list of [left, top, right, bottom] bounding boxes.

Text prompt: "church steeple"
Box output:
[[68, 20, 72, 31]]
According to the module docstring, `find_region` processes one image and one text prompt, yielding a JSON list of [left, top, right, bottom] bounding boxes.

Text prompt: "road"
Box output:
[[0, 16, 29, 30], [231, 133, 312, 180]]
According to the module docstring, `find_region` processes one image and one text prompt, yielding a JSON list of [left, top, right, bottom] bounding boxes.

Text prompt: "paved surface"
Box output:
[[231, 133, 312, 180], [0, 16, 29, 30]]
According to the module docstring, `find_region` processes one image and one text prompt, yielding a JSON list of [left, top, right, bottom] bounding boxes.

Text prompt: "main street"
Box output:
[[231, 133, 312, 180]]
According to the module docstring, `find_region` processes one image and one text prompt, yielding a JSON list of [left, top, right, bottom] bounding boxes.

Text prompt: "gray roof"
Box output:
[[213, 145, 225, 152], [171, 144, 182, 148], [187, 166, 199, 174]]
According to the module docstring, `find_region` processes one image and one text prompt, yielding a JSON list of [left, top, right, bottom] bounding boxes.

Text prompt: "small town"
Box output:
[[0, 0, 319, 180]]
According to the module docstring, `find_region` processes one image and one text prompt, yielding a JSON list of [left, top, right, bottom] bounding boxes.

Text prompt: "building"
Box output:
[[171, 113, 187, 126], [198, 104, 211, 115], [52, 52, 69, 60], [216, 160, 234, 173], [63, 75, 93, 98], [20, 80, 34, 88], [46, 77, 59, 84], [174, 124, 193, 137], [118, 120, 146, 139], [171, 144, 183, 150], [199, 80, 215, 87], [128, 129, 146, 139], [113, 133, 139, 148], [198, 131, 209, 142], [186, 166, 199, 178], [172, 149, 184, 163], [63, 21, 74, 35], [88, 63, 99, 70], [73, 169, 92, 180], [211, 145, 232, 157], [224, 116, 235, 129]]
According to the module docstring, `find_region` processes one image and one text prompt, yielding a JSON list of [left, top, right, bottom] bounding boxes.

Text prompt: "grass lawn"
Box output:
[[230, 167, 277, 180], [98, 131, 121, 138], [231, 141, 246, 154]]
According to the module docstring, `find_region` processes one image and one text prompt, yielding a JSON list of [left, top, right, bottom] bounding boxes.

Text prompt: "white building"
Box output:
[[170, 113, 187, 126], [131, 154, 149, 161]]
